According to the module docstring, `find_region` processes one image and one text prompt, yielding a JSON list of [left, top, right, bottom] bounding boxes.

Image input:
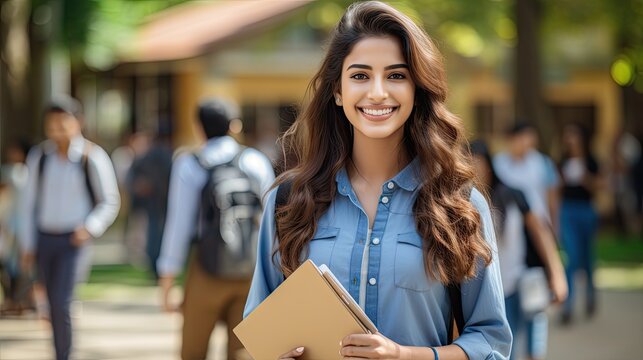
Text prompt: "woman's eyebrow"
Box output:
[[346, 63, 409, 70]]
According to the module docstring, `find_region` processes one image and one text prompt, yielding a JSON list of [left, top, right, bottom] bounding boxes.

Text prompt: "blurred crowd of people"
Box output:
[[468, 118, 643, 359], [0, 92, 642, 360]]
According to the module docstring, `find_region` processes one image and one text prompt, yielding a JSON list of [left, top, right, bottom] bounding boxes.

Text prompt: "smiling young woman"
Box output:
[[243, 2, 512, 359]]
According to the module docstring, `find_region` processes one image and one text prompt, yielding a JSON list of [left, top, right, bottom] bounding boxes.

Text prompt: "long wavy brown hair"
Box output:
[[273, 1, 492, 284]]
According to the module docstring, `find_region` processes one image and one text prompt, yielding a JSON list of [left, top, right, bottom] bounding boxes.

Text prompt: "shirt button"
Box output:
[[372, 238, 380, 245], [381, 196, 389, 204], [387, 182, 395, 190], [369, 278, 377, 286]]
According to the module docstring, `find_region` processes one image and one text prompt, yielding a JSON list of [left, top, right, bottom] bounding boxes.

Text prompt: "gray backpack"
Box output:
[[193, 149, 262, 278]]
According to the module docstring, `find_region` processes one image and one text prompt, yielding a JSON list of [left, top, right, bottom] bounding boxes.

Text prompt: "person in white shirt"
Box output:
[[493, 123, 561, 360], [157, 98, 274, 360], [20, 96, 120, 360]]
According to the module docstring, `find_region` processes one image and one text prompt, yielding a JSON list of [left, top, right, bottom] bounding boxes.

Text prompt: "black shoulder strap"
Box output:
[[446, 183, 473, 343], [81, 142, 97, 207], [274, 180, 292, 241], [275, 180, 292, 211], [37, 148, 47, 206], [447, 283, 465, 344]]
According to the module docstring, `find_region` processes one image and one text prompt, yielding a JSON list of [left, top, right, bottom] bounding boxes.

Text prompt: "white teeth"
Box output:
[[362, 107, 394, 116]]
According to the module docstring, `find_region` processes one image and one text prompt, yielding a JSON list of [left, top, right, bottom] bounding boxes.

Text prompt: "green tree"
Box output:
[[1, 0, 188, 155]]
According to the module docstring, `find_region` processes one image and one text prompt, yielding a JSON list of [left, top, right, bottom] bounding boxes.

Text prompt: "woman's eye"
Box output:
[[351, 73, 368, 80], [389, 73, 406, 80]]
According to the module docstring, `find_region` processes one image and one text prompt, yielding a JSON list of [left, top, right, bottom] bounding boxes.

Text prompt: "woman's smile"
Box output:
[[358, 106, 399, 121]]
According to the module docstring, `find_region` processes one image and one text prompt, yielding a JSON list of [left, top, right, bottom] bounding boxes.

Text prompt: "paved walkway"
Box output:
[[2, 232, 642, 359], [1, 287, 642, 360], [0, 287, 226, 360]]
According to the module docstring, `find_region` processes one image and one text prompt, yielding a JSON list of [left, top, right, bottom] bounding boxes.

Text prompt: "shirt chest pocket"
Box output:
[[306, 226, 339, 267], [394, 232, 431, 292]]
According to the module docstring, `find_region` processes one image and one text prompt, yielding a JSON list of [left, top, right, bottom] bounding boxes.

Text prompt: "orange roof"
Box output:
[[124, 0, 314, 63]]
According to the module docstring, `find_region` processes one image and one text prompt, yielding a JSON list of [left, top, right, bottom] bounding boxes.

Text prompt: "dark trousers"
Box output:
[[36, 232, 80, 360]]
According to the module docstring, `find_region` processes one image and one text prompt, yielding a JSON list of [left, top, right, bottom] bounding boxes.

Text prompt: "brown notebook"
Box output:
[[233, 259, 377, 360]]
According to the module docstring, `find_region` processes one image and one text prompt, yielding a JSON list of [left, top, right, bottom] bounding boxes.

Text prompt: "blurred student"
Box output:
[[609, 129, 641, 236], [493, 123, 560, 360], [157, 98, 274, 360], [20, 96, 120, 360], [558, 123, 601, 324], [0, 140, 30, 315], [127, 132, 172, 279], [472, 140, 567, 359], [113, 132, 151, 267]]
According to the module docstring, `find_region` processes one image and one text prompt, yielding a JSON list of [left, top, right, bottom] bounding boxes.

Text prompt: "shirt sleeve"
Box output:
[[157, 154, 204, 276], [452, 188, 513, 360], [243, 187, 285, 318], [84, 146, 121, 238], [18, 146, 41, 253]]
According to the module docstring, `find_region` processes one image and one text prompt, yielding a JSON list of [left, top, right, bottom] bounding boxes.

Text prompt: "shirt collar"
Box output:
[[335, 156, 421, 195]]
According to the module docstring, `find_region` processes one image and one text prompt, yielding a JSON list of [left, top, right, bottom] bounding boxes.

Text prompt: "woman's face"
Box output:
[[337, 35, 415, 141]]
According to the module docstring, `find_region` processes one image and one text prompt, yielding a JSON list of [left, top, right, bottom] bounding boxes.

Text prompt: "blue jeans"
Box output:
[[561, 200, 597, 315], [505, 292, 549, 359], [36, 232, 81, 360]]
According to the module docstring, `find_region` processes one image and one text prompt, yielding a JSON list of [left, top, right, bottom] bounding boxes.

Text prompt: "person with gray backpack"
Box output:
[[157, 98, 274, 360]]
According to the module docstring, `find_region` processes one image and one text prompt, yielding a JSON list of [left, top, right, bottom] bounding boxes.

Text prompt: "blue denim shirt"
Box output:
[[244, 158, 512, 359]]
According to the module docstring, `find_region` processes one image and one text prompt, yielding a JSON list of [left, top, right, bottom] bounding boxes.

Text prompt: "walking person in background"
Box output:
[[127, 131, 172, 280], [157, 98, 274, 360], [493, 122, 560, 360], [558, 123, 602, 324], [0, 140, 30, 315], [19, 96, 120, 360], [471, 140, 567, 359], [245, 2, 511, 359]]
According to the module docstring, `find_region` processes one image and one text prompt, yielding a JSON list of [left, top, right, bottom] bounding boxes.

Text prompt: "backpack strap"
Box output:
[[37, 147, 47, 208], [274, 180, 292, 240], [194, 145, 247, 172], [447, 282, 464, 344], [275, 180, 292, 211], [81, 142, 97, 207], [446, 183, 474, 343]]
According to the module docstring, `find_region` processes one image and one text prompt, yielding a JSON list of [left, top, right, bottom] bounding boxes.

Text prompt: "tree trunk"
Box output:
[[0, 0, 31, 159], [515, 0, 552, 149]]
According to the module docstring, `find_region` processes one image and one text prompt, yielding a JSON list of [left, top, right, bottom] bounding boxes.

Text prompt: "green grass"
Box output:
[[87, 264, 156, 287], [595, 232, 643, 265], [79, 263, 188, 300]]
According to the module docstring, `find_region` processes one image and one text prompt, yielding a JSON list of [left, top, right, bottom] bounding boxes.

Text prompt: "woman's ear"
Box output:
[[335, 93, 342, 106]]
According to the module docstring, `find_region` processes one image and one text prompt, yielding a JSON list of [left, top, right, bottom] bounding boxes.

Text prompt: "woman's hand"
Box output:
[[549, 269, 569, 305], [278, 346, 305, 359], [340, 332, 410, 359]]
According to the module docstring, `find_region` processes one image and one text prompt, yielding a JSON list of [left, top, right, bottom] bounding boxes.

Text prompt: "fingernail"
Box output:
[[296, 347, 304, 353]]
